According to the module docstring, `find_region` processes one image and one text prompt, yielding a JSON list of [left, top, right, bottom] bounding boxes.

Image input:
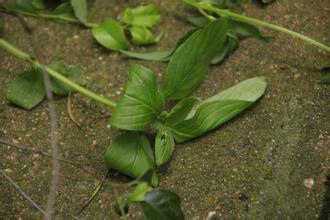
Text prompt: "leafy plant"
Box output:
[[6, 61, 85, 110], [6, 1, 163, 51]]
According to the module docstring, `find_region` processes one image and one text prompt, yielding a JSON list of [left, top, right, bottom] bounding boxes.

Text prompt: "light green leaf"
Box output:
[[32, 0, 44, 9], [121, 4, 161, 28], [110, 65, 164, 131], [168, 77, 267, 143], [139, 189, 184, 220], [128, 182, 151, 202], [92, 18, 128, 51], [186, 16, 209, 27], [52, 2, 74, 16], [6, 69, 45, 110], [162, 18, 228, 100], [120, 50, 173, 61], [104, 132, 158, 186], [70, 0, 88, 25], [130, 26, 158, 46], [155, 128, 175, 166], [48, 61, 85, 96]]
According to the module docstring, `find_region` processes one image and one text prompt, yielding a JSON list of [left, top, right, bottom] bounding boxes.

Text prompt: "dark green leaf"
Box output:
[[48, 61, 85, 96], [52, 2, 74, 17], [139, 189, 184, 220], [163, 96, 199, 125], [210, 35, 239, 65], [121, 4, 161, 28], [155, 128, 175, 166], [70, 0, 88, 25], [130, 26, 158, 46], [120, 50, 173, 62], [110, 65, 164, 131], [104, 132, 158, 186], [92, 18, 128, 51], [229, 19, 269, 40], [128, 182, 151, 202], [162, 18, 228, 100], [168, 77, 267, 143], [7, 0, 39, 15], [6, 69, 45, 110], [186, 16, 209, 27]]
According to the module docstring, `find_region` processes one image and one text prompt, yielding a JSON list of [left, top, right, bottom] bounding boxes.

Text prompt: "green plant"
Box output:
[[1, 18, 267, 218], [6, 1, 162, 50]]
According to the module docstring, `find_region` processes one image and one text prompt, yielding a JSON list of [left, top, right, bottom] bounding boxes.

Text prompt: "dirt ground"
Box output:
[[0, 0, 329, 219]]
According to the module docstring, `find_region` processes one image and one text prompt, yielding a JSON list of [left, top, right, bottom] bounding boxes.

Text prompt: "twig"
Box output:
[[67, 91, 82, 128], [0, 169, 49, 218], [77, 174, 108, 215], [0, 139, 97, 178]]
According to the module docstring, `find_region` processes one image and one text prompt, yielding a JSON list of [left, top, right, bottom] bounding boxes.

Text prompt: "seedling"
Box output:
[[6, 1, 163, 50], [1, 18, 267, 218]]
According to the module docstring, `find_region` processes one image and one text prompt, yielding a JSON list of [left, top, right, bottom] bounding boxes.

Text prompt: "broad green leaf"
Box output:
[[139, 189, 184, 220], [168, 77, 267, 143], [155, 128, 175, 166], [229, 19, 269, 40], [128, 182, 151, 202], [104, 132, 158, 186], [70, 0, 88, 25], [210, 35, 239, 65], [120, 50, 173, 62], [92, 18, 128, 51], [130, 26, 158, 46], [162, 96, 199, 125], [6, 69, 45, 110], [122, 4, 161, 28], [162, 18, 228, 100], [48, 61, 85, 96], [110, 65, 165, 131]]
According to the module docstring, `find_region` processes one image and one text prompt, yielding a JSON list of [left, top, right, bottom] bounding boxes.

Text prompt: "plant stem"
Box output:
[[0, 38, 117, 108], [184, 0, 330, 53]]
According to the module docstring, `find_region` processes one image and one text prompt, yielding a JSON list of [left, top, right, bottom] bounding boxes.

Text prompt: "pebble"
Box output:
[[303, 178, 314, 189]]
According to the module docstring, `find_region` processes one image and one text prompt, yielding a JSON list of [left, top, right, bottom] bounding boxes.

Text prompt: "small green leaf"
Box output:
[[92, 18, 128, 51], [121, 4, 161, 28], [70, 0, 88, 25], [52, 2, 74, 17], [130, 26, 158, 46], [163, 96, 199, 125], [162, 18, 228, 100], [7, 0, 39, 15], [104, 132, 158, 186], [229, 19, 269, 40], [168, 77, 267, 143], [110, 65, 164, 131], [139, 189, 184, 220], [155, 128, 175, 166], [120, 50, 173, 61], [186, 16, 209, 27], [6, 69, 45, 110], [210, 35, 239, 65], [48, 61, 85, 96], [32, 0, 44, 9], [128, 182, 151, 202]]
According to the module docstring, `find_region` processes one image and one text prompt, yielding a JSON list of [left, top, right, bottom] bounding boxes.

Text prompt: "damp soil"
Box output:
[[0, 0, 329, 219]]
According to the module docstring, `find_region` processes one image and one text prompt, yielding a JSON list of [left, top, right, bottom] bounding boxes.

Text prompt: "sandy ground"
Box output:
[[0, 0, 329, 219]]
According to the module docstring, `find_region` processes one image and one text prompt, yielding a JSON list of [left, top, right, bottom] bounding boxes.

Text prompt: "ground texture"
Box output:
[[0, 0, 329, 219]]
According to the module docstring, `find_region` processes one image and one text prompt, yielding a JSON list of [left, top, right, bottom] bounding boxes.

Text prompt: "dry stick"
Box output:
[[14, 16, 60, 220], [0, 169, 48, 218], [0, 140, 97, 178], [67, 92, 82, 128]]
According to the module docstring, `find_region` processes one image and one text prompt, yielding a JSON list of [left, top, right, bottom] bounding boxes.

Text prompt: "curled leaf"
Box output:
[[121, 4, 161, 28]]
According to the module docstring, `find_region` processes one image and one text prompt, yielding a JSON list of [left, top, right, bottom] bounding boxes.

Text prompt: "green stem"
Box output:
[[184, 0, 330, 53], [0, 38, 117, 108]]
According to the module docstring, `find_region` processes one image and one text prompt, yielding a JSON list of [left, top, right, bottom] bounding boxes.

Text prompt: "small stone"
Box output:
[[303, 178, 314, 189], [239, 194, 249, 201]]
